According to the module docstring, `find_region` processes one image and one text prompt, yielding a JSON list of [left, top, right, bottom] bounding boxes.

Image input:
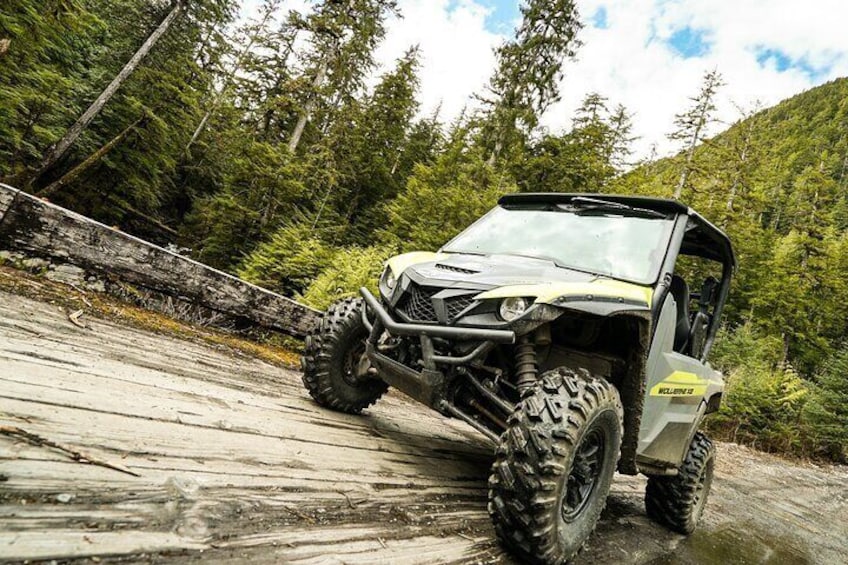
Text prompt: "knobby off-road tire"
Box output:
[[488, 368, 624, 564], [645, 431, 715, 534], [301, 298, 388, 414]]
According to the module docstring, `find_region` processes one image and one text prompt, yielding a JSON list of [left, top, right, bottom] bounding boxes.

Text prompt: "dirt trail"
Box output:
[[1, 290, 846, 564]]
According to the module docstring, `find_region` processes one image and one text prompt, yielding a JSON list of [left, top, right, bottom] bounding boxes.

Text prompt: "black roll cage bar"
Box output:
[[651, 212, 735, 362]]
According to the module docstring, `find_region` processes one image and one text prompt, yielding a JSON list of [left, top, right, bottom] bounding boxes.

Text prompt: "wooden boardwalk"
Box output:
[[2, 290, 846, 564]]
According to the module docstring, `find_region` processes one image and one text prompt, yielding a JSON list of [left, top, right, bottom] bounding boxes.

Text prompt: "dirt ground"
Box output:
[[1, 288, 847, 564]]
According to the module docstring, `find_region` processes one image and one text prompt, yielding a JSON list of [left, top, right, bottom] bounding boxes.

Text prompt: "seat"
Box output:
[[688, 277, 719, 359], [669, 275, 690, 353]]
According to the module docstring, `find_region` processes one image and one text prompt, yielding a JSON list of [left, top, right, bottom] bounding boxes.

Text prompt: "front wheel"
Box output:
[[645, 431, 715, 534], [301, 298, 388, 414], [488, 368, 624, 564]]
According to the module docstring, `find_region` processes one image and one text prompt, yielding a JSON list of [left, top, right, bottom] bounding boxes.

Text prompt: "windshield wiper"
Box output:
[[565, 196, 667, 219]]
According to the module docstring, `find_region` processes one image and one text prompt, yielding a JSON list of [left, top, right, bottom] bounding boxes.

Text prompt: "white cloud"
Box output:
[[240, 1, 848, 162], [373, 0, 502, 122], [545, 0, 848, 160], [375, 0, 848, 161]]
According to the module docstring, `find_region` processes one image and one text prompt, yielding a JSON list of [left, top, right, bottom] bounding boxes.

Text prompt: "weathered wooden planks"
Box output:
[[0, 291, 504, 563], [3, 290, 847, 564], [0, 183, 319, 337]]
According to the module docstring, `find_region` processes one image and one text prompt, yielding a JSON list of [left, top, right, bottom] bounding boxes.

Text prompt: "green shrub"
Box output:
[[802, 347, 848, 462], [707, 363, 809, 454], [706, 324, 811, 454], [299, 245, 396, 311], [238, 222, 337, 296], [185, 192, 261, 270], [709, 323, 784, 374]]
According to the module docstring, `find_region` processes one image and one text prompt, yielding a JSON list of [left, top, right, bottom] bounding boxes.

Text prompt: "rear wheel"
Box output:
[[488, 368, 623, 564], [301, 298, 388, 414], [645, 431, 715, 534]]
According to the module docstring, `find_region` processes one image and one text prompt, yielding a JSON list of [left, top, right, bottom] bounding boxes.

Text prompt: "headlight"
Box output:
[[499, 296, 528, 321], [380, 265, 396, 294]]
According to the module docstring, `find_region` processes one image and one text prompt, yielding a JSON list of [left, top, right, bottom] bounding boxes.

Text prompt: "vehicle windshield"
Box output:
[[442, 205, 676, 284]]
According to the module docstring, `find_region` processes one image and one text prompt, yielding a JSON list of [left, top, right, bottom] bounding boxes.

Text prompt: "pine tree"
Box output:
[[0, 0, 100, 181], [186, 0, 283, 151], [290, 45, 421, 246], [286, 0, 399, 153], [392, 104, 443, 182], [803, 346, 848, 461], [607, 103, 635, 169], [21, 0, 238, 235], [27, 0, 190, 188], [384, 120, 514, 251], [511, 93, 633, 193], [480, 0, 582, 165], [722, 103, 763, 214], [669, 69, 723, 199]]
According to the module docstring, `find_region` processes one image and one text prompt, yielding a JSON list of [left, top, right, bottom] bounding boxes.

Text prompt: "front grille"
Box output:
[[445, 294, 475, 319], [397, 283, 477, 323], [398, 284, 439, 322]]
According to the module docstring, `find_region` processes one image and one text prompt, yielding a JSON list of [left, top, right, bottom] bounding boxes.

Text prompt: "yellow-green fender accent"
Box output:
[[386, 251, 446, 276], [474, 279, 653, 307]]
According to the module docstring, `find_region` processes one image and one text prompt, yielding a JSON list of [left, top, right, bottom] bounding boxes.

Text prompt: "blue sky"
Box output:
[[592, 6, 608, 29], [465, 0, 522, 33], [666, 27, 711, 58]]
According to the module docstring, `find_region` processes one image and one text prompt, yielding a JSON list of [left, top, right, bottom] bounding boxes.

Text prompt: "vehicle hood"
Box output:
[[387, 251, 653, 312]]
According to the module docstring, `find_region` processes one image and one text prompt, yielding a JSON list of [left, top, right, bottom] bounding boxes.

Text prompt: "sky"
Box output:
[[242, 0, 848, 161]]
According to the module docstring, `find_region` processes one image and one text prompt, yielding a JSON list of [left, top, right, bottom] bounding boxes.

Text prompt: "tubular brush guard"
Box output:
[[360, 288, 509, 412]]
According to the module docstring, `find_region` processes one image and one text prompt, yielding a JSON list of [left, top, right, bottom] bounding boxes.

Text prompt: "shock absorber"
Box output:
[[514, 334, 537, 394]]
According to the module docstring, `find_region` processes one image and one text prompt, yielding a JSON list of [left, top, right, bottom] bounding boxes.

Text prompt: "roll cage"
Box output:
[[498, 193, 736, 362]]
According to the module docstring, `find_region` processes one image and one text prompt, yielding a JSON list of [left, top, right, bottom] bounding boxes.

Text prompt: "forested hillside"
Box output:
[[1, 0, 845, 461], [613, 79, 848, 461]]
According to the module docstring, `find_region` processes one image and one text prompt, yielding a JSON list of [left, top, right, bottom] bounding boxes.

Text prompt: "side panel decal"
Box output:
[[649, 371, 709, 397]]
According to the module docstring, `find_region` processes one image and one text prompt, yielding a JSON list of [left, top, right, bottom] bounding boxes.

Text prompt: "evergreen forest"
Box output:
[[1, 0, 846, 461]]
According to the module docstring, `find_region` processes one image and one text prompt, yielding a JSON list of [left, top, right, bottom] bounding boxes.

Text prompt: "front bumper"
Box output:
[[359, 287, 514, 410]]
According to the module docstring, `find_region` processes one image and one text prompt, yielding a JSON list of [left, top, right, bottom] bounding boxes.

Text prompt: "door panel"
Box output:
[[636, 294, 723, 469]]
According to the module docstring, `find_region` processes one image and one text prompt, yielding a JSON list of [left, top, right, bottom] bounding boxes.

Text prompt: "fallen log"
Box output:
[[0, 184, 319, 337]]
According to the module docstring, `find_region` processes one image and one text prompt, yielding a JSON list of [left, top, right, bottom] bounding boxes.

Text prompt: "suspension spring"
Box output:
[[514, 335, 537, 393]]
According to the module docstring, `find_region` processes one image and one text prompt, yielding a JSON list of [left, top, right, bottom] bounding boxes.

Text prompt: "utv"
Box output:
[[302, 193, 735, 564]]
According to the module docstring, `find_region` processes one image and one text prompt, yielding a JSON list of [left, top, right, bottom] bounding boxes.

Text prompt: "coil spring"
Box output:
[[514, 335, 537, 393]]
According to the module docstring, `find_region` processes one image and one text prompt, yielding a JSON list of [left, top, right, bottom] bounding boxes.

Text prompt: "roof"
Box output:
[[498, 193, 737, 269]]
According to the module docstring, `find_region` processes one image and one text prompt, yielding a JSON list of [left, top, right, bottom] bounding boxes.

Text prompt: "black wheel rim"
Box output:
[[561, 424, 606, 523], [341, 340, 367, 386]]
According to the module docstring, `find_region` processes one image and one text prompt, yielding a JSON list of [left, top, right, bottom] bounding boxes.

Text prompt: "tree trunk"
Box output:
[[107, 194, 179, 237], [288, 59, 328, 154], [486, 138, 502, 167], [187, 4, 281, 151], [0, 185, 319, 336], [674, 123, 703, 199], [37, 117, 144, 198], [28, 0, 186, 186], [258, 33, 298, 140], [726, 137, 750, 211]]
